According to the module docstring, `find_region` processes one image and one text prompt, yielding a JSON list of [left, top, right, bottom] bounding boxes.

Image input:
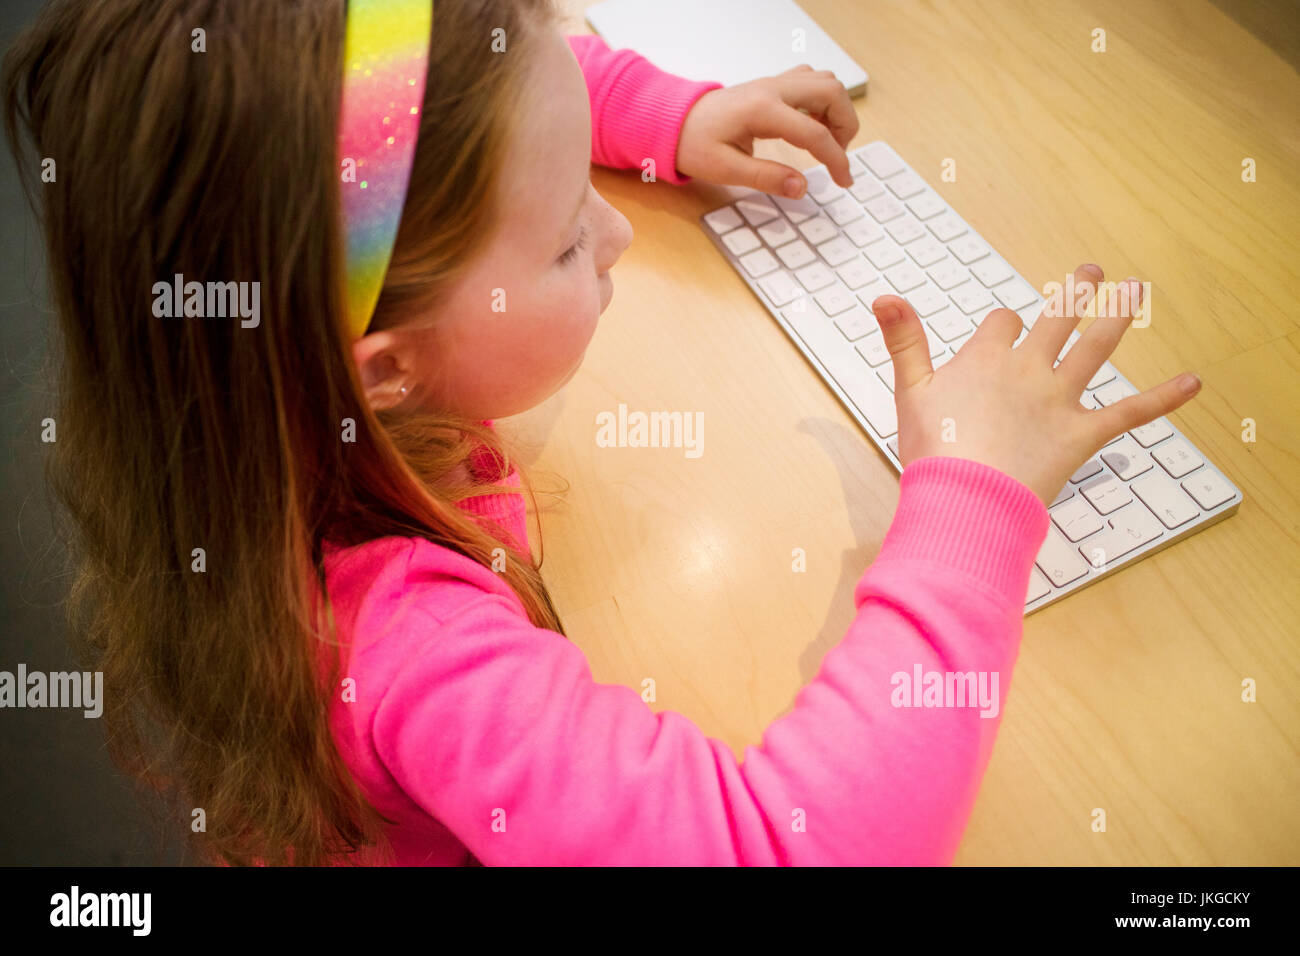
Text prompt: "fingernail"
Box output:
[[1082, 263, 1102, 279], [784, 176, 803, 198], [874, 302, 899, 324], [1179, 373, 1201, 394]]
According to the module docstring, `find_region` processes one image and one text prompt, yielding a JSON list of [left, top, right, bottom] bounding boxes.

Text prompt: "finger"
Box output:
[[780, 64, 837, 80], [872, 295, 935, 390], [704, 143, 817, 198], [1056, 276, 1144, 398], [1024, 263, 1102, 363], [1087, 371, 1201, 448], [780, 73, 863, 151], [778, 75, 858, 150], [751, 88, 855, 183], [969, 306, 1024, 350]]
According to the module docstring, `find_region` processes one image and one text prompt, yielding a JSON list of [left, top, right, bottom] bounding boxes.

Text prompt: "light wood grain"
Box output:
[[507, 0, 1300, 864]]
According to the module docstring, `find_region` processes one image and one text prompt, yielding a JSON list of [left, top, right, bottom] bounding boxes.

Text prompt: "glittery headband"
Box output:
[[338, 0, 434, 338]]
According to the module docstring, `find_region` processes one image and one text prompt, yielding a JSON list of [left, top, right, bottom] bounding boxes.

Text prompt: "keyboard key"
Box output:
[[722, 227, 760, 255], [817, 236, 860, 266], [1083, 503, 1163, 567], [865, 195, 906, 223], [970, 257, 1014, 287], [1100, 436, 1154, 481], [852, 275, 888, 303], [1152, 438, 1203, 479], [814, 285, 857, 316], [945, 331, 972, 354], [865, 243, 906, 270], [849, 178, 886, 203], [704, 206, 743, 233], [834, 308, 877, 342], [780, 304, 896, 438], [1086, 365, 1116, 390], [906, 236, 947, 267], [927, 260, 969, 291], [928, 213, 967, 242], [1080, 473, 1133, 515], [927, 307, 973, 342], [877, 365, 895, 391], [1131, 472, 1200, 529], [757, 270, 801, 307], [906, 192, 947, 220], [907, 286, 949, 317], [844, 218, 886, 247], [772, 192, 820, 223], [776, 240, 817, 269], [884, 263, 926, 293], [922, 325, 948, 359], [1070, 458, 1103, 483], [1182, 469, 1235, 510], [1130, 418, 1173, 448], [887, 218, 927, 244], [1026, 567, 1052, 604], [758, 217, 799, 247], [886, 171, 926, 198], [1035, 527, 1091, 587], [993, 278, 1040, 311], [798, 216, 838, 245], [948, 235, 989, 264], [1050, 485, 1074, 508], [835, 258, 878, 290], [855, 332, 891, 367], [858, 143, 904, 179], [826, 196, 864, 225], [794, 261, 836, 291], [1093, 380, 1137, 407], [1052, 495, 1105, 542], [738, 247, 778, 277], [803, 168, 843, 204], [950, 284, 993, 314], [736, 194, 779, 225]]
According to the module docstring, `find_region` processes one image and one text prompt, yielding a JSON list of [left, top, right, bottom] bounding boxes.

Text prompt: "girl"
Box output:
[[2, 0, 1199, 865]]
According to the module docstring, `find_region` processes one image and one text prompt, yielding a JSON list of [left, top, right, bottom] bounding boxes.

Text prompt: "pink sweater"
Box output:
[[319, 36, 1050, 865]]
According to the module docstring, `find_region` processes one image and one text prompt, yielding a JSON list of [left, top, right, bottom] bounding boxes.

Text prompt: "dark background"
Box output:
[[2, 0, 1296, 866]]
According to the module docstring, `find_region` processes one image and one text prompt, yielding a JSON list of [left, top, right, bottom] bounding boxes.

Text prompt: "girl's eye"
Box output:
[[559, 226, 588, 265]]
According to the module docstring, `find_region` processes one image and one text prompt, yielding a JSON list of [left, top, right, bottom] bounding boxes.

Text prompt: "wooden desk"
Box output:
[[510, 0, 1300, 864]]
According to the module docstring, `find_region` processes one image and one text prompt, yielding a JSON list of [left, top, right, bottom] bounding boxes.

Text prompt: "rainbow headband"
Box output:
[[338, 0, 434, 338]]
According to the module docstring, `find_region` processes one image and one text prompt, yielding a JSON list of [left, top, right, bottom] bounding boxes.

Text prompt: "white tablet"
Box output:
[[585, 0, 868, 97]]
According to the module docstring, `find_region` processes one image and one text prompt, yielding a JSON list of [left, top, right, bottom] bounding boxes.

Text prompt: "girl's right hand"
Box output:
[[871, 263, 1203, 507]]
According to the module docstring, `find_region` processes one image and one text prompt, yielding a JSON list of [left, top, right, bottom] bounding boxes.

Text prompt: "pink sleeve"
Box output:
[[566, 34, 723, 185], [369, 456, 1049, 864]]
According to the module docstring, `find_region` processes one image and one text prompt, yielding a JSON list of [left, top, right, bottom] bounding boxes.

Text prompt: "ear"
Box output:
[[351, 329, 413, 411]]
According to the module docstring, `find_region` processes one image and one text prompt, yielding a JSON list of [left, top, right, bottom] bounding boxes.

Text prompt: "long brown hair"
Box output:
[[2, 0, 565, 866]]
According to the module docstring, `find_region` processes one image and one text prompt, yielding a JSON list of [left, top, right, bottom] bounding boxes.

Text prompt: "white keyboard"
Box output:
[[700, 140, 1242, 614]]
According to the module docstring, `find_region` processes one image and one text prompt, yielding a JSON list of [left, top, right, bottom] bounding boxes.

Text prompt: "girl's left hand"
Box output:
[[675, 65, 860, 200]]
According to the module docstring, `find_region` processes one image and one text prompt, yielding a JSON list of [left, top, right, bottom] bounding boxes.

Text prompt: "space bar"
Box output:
[[780, 306, 898, 439]]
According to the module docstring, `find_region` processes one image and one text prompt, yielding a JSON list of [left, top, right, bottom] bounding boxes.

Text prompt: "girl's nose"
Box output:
[[594, 192, 633, 273]]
